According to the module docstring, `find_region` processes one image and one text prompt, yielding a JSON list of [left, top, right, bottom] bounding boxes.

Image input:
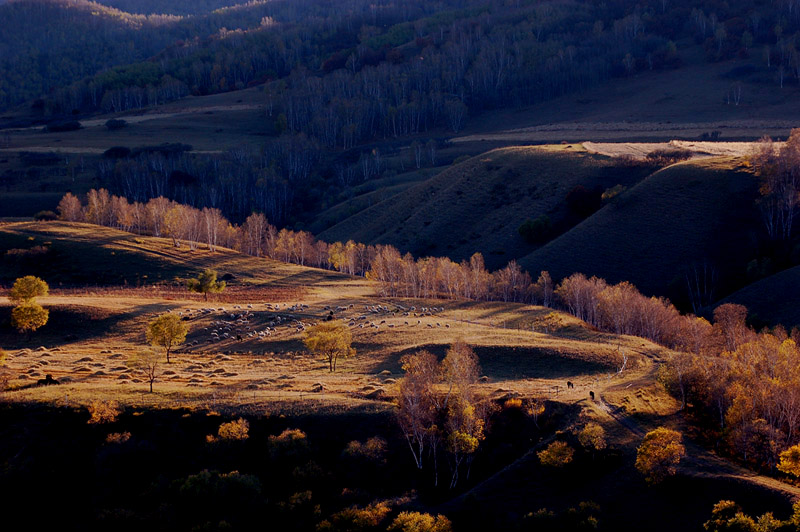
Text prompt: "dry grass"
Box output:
[[0, 221, 355, 290], [518, 156, 760, 295], [0, 287, 668, 412], [0, 223, 671, 413], [721, 266, 800, 329], [583, 140, 774, 160], [319, 146, 657, 270]]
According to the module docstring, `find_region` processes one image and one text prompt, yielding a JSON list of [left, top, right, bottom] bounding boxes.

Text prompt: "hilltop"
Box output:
[[0, 221, 347, 289], [319, 146, 659, 269], [518, 156, 761, 302]]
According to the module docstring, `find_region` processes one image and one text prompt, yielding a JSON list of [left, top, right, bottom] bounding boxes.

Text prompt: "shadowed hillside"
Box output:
[[0, 221, 346, 288], [518, 157, 761, 304], [319, 146, 658, 269], [720, 266, 800, 329]]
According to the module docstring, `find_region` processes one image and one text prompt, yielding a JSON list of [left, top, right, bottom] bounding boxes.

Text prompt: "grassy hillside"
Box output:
[[720, 266, 800, 329], [319, 146, 658, 269], [518, 157, 760, 302], [0, 221, 346, 288]]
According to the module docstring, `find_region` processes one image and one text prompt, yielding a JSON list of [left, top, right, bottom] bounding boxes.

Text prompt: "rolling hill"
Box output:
[[319, 146, 659, 269], [0, 221, 347, 289], [517, 157, 761, 302]]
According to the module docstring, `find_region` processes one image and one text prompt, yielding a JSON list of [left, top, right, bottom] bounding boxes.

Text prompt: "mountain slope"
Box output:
[[720, 267, 800, 328], [517, 157, 760, 301], [319, 146, 657, 269]]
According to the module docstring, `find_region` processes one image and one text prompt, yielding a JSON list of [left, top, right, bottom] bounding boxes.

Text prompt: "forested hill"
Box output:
[[96, 0, 245, 16]]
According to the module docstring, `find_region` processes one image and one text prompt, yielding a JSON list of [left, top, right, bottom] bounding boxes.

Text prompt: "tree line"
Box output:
[[660, 301, 800, 473], [58, 188, 710, 351]]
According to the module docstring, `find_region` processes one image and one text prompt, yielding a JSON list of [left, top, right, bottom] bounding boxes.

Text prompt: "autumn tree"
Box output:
[[186, 269, 226, 301], [128, 348, 161, 392], [57, 192, 83, 222], [635, 427, 686, 484], [387, 512, 453, 532], [146, 313, 188, 363], [303, 321, 354, 372], [778, 444, 800, 477], [11, 303, 49, 336], [208, 418, 250, 442], [578, 423, 607, 458], [9, 275, 49, 304], [396, 350, 440, 470], [538, 440, 575, 467], [441, 341, 488, 488]]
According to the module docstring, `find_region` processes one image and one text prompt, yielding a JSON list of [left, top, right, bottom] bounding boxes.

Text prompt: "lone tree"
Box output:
[[9, 275, 48, 304], [635, 427, 686, 484], [303, 321, 354, 372], [579, 422, 607, 459], [11, 303, 49, 336], [128, 349, 161, 393], [538, 440, 575, 467], [146, 313, 188, 363], [187, 269, 226, 301]]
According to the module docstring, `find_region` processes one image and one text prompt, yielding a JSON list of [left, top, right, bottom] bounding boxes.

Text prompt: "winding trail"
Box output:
[[596, 353, 800, 500]]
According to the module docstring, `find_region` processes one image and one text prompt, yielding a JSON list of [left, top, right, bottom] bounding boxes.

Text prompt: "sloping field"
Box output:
[[518, 157, 760, 298], [0, 221, 349, 289], [319, 146, 658, 269]]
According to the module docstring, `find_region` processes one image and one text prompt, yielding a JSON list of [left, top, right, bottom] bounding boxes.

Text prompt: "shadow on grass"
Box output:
[[0, 302, 179, 349], [366, 343, 613, 378]]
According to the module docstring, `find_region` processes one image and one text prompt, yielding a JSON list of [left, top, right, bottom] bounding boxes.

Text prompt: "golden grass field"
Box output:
[[0, 221, 664, 415], [5, 221, 800, 526]]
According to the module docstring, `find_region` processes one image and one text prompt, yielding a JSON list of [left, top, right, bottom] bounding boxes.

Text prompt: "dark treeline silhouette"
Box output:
[[21, 0, 800, 125]]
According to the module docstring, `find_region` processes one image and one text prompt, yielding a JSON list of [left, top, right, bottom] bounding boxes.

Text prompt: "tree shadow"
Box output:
[[366, 343, 613, 379]]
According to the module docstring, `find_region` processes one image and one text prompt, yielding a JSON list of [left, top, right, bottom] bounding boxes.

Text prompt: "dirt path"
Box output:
[[596, 361, 800, 501]]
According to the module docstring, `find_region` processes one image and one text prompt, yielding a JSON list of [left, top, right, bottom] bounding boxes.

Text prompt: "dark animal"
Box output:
[[37, 374, 59, 386], [589, 390, 595, 401], [567, 381, 574, 389]]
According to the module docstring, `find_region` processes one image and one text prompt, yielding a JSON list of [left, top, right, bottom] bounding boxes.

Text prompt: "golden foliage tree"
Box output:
[[186, 269, 226, 301], [387, 512, 453, 532], [778, 444, 800, 477], [87, 400, 121, 424], [579, 423, 607, 458], [57, 192, 83, 222], [538, 440, 575, 467], [303, 321, 354, 372], [635, 427, 686, 484], [11, 303, 49, 336], [208, 417, 250, 443], [396, 342, 490, 489], [396, 351, 439, 470], [146, 314, 188, 363], [9, 275, 49, 304]]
